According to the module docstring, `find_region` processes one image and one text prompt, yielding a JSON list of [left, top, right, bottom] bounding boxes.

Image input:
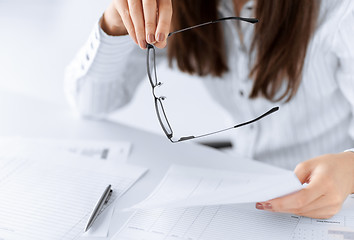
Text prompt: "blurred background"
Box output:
[[0, 0, 233, 144]]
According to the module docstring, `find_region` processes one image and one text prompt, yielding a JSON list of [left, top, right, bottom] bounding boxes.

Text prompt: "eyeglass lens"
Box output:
[[148, 47, 157, 86], [155, 98, 173, 136]]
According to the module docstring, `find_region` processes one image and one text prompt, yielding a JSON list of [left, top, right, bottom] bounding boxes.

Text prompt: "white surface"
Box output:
[[130, 165, 302, 209]]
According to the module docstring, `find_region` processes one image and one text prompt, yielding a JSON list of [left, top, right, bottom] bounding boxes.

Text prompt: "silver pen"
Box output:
[[85, 184, 113, 232]]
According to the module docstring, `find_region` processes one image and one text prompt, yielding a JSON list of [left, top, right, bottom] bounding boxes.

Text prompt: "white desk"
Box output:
[[0, 90, 285, 239]]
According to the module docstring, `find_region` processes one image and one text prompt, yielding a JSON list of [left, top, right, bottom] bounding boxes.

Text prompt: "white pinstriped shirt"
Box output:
[[65, 0, 354, 170]]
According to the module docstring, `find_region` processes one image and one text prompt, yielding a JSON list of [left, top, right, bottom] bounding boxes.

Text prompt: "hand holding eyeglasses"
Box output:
[[101, 0, 172, 49]]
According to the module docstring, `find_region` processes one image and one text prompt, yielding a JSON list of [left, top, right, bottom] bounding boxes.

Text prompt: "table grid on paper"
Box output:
[[114, 205, 300, 240], [292, 215, 354, 240]]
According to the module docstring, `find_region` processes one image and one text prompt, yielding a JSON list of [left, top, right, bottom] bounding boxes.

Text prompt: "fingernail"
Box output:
[[147, 34, 155, 43], [139, 40, 147, 49], [256, 203, 264, 210], [264, 202, 272, 210], [157, 33, 165, 42]]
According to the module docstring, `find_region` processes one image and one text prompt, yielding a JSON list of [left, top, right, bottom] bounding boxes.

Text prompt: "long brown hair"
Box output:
[[168, 0, 320, 102]]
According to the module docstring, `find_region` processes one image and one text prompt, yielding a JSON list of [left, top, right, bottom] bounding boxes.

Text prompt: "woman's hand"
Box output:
[[256, 152, 354, 219], [100, 0, 172, 49]]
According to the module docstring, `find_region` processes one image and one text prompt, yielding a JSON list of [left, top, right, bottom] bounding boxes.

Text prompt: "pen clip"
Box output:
[[104, 189, 113, 204]]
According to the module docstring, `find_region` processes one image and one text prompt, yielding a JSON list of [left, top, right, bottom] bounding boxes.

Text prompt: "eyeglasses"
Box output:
[[147, 17, 279, 143]]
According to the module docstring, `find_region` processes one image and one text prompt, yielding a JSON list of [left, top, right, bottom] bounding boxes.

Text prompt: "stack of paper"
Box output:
[[114, 165, 354, 240], [114, 165, 303, 240], [0, 139, 147, 240]]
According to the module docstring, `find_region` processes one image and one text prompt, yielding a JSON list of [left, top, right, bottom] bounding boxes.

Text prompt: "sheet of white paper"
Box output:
[[0, 148, 147, 240], [114, 204, 300, 240], [130, 165, 303, 210]]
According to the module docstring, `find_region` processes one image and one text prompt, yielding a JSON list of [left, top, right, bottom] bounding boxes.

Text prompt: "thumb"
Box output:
[[294, 160, 314, 184]]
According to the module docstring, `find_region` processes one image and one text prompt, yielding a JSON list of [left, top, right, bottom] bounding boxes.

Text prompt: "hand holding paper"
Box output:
[[257, 153, 354, 219]]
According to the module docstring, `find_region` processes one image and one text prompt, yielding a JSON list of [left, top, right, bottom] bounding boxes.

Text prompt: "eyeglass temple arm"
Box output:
[[232, 106, 279, 129], [168, 17, 259, 38], [172, 107, 279, 143]]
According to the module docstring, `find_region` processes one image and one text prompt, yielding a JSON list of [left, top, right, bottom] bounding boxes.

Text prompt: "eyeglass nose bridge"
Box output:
[[152, 82, 166, 100]]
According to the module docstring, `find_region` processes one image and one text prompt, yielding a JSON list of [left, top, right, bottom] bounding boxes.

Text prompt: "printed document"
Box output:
[[114, 166, 354, 240], [0, 146, 147, 240], [114, 198, 354, 240], [114, 204, 300, 240], [114, 165, 302, 240], [292, 195, 354, 240]]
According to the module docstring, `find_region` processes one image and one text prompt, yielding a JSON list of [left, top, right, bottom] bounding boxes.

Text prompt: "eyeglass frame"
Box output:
[[146, 17, 279, 143]]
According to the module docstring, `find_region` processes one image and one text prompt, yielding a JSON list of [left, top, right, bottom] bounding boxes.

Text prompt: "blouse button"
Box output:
[[239, 90, 244, 97]]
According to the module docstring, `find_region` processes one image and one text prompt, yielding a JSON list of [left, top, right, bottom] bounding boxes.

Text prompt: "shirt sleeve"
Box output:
[[333, 4, 354, 141], [64, 20, 148, 118]]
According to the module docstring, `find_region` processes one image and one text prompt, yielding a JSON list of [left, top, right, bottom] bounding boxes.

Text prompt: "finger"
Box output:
[[142, 0, 157, 44], [154, 40, 168, 49], [259, 180, 326, 212], [155, 0, 172, 48], [294, 160, 314, 184], [127, 0, 147, 49], [116, 0, 138, 45]]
